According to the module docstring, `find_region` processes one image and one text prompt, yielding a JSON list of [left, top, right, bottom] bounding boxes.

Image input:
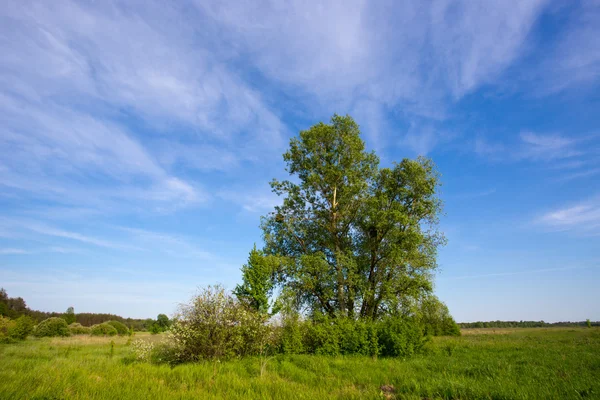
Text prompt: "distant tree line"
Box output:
[[459, 320, 599, 328], [0, 287, 153, 331]]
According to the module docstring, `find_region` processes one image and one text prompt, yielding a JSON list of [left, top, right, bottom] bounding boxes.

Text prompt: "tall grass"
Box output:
[[1, 328, 599, 399]]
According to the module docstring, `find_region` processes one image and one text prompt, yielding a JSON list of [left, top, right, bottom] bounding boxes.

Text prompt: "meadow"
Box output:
[[1, 328, 599, 399]]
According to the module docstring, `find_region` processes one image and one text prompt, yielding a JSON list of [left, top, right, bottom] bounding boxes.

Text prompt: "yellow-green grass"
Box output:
[[1, 328, 599, 399]]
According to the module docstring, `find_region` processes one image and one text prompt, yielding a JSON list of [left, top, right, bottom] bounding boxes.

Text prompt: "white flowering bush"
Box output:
[[132, 339, 155, 362], [170, 285, 269, 361]]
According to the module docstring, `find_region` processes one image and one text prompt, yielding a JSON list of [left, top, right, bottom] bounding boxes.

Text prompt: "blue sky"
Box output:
[[1, 0, 599, 322]]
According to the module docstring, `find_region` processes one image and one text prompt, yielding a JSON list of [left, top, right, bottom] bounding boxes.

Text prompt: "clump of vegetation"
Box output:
[[106, 321, 129, 336], [169, 285, 269, 362], [0, 316, 16, 343], [63, 307, 76, 325], [90, 323, 118, 337], [418, 295, 461, 337], [33, 317, 70, 338], [69, 323, 91, 335], [9, 315, 35, 340], [147, 314, 171, 334]]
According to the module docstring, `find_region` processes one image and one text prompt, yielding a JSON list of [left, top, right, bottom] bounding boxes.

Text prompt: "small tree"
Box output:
[[234, 245, 279, 315], [156, 314, 170, 331], [587, 319, 592, 328], [64, 307, 76, 325]]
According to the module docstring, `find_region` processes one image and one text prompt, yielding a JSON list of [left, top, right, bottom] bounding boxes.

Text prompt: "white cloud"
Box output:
[[0, 0, 287, 217], [519, 131, 581, 160], [197, 0, 548, 152], [0, 248, 29, 255], [538, 197, 600, 235]]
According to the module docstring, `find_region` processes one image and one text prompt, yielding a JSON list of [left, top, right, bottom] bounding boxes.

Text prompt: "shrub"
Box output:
[[106, 320, 129, 335], [9, 315, 34, 340], [90, 322, 118, 336], [0, 316, 16, 343], [377, 316, 426, 357], [303, 318, 340, 355], [34, 317, 70, 337], [170, 285, 268, 361], [69, 323, 91, 335], [149, 323, 161, 335], [278, 314, 305, 354], [418, 295, 461, 337]]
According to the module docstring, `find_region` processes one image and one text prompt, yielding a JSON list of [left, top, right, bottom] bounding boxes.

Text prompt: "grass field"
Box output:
[[1, 328, 599, 399]]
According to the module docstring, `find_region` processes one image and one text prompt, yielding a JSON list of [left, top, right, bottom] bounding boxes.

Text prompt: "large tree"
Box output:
[[260, 114, 445, 320]]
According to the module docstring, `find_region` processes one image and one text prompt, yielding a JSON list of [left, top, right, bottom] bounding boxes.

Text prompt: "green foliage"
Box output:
[[63, 307, 76, 325], [278, 313, 304, 354], [170, 285, 269, 361], [376, 316, 426, 357], [33, 317, 70, 338], [0, 316, 16, 343], [234, 245, 278, 314], [418, 295, 461, 336], [261, 115, 445, 319], [106, 320, 129, 335], [0, 288, 29, 320], [148, 323, 162, 335], [90, 323, 118, 337], [156, 314, 170, 331], [587, 319, 592, 328], [69, 323, 91, 335], [9, 315, 34, 340]]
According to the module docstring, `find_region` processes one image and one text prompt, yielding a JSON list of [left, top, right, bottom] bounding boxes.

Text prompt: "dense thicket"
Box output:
[[157, 286, 431, 363], [90, 323, 118, 336], [33, 317, 70, 338], [106, 320, 129, 335], [68, 323, 91, 335]]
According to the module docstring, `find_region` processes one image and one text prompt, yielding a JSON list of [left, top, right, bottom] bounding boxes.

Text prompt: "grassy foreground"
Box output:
[[1, 328, 599, 399]]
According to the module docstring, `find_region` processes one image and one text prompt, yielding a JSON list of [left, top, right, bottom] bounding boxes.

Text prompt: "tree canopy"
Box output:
[[253, 114, 445, 320]]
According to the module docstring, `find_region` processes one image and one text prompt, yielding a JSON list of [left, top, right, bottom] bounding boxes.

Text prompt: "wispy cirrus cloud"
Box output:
[[519, 132, 581, 160], [198, 0, 548, 153], [0, 0, 286, 217], [537, 197, 600, 235]]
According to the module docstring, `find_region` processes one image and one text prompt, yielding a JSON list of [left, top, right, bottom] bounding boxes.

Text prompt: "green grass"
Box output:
[[1, 328, 599, 399]]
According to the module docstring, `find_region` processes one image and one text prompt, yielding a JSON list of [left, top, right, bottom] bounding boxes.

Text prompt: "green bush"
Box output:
[[34, 317, 70, 338], [279, 314, 305, 354], [170, 285, 268, 361], [69, 323, 91, 335], [297, 318, 381, 357], [149, 323, 161, 335], [106, 320, 129, 335], [90, 323, 118, 336], [418, 295, 461, 337], [0, 316, 16, 343], [9, 315, 34, 340], [303, 318, 340, 355], [377, 316, 426, 357]]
